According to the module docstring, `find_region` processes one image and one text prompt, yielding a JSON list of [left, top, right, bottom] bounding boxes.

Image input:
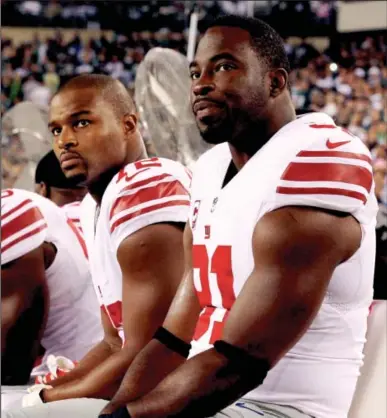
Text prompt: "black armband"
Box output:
[[153, 326, 191, 358], [214, 340, 270, 383], [99, 406, 131, 418]]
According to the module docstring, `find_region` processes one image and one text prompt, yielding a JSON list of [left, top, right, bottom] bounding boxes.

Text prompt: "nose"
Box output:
[[56, 126, 78, 150], [192, 73, 215, 97]]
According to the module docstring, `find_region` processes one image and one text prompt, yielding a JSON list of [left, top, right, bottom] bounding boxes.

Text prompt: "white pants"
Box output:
[[1, 386, 30, 411], [2, 398, 312, 418]]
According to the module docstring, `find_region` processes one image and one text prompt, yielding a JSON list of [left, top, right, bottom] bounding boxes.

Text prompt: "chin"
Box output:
[[63, 169, 88, 187], [198, 121, 232, 145]]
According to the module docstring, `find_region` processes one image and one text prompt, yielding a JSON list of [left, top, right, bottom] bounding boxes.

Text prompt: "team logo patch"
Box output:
[[191, 200, 201, 230]]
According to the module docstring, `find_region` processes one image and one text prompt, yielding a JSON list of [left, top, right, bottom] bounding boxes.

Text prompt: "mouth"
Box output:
[[193, 100, 224, 122], [60, 153, 83, 170]]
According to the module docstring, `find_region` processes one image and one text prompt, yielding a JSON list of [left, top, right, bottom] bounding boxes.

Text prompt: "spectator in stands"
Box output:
[[43, 62, 60, 95], [24, 73, 52, 109]]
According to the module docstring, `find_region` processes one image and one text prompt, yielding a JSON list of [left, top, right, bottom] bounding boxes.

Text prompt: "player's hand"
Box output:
[[22, 386, 50, 408], [34, 355, 78, 384]]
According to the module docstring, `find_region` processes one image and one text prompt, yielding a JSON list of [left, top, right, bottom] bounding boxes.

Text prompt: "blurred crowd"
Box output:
[[3, 0, 336, 35]]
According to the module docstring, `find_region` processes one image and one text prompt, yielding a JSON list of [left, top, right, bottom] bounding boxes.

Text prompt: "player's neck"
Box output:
[[230, 104, 296, 170], [89, 148, 148, 205], [228, 146, 250, 171]]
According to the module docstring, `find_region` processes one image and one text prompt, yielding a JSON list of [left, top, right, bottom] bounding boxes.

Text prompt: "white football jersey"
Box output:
[[62, 201, 83, 234], [1, 189, 102, 375], [188, 113, 378, 418], [80, 157, 191, 342]]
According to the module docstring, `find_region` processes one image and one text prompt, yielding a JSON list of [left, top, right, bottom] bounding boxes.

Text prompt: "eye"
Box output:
[[190, 71, 200, 80], [51, 127, 61, 136], [75, 119, 90, 128], [216, 63, 236, 72]]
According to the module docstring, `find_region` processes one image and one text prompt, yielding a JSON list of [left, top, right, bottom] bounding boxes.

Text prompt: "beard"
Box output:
[[198, 119, 233, 144], [197, 108, 266, 153], [196, 108, 234, 145], [70, 173, 88, 187]]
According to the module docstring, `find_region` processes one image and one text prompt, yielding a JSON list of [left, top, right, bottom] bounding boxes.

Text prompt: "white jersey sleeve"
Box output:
[[1, 189, 48, 265], [270, 125, 374, 223], [108, 158, 191, 251]]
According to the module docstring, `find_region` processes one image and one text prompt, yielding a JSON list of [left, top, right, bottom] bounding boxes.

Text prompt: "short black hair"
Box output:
[[205, 15, 291, 75], [57, 74, 136, 118], [35, 150, 81, 189]]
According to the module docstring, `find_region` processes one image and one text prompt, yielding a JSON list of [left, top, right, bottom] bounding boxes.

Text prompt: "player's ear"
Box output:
[[269, 69, 288, 97], [123, 113, 137, 136]]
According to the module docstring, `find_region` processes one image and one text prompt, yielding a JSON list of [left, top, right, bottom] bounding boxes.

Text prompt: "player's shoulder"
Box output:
[[272, 114, 376, 220], [107, 157, 191, 199], [290, 112, 371, 157], [1, 189, 48, 265], [1, 188, 41, 217], [105, 158, 191, 240]]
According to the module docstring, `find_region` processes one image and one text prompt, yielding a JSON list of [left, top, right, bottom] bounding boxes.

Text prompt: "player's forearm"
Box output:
[[104, 339, 186, 412], [125, 349, 256, 418], [49, 339, 119, 387], [44, 342, 135, 401]]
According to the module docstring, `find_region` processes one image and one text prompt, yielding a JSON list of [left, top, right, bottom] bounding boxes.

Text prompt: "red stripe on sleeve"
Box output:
[[2, 206, 45, 242], [309, 124, 337, 129], [110, 179, 189, 221], [110, 200, 190, 233], [2, 223, 48, 253], [281, 162, 372, 192], [121, 173, 173, 193], [276, 186, 367, 204], [1, 199, 31, 221], [297, 150, 372, 164]]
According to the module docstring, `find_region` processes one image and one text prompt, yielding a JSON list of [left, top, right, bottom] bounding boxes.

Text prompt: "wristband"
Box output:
[[22, 389, 45, 408], [214, 340, 270, 383], [153, 326, 191, 358], [99, 406, 131, 418]]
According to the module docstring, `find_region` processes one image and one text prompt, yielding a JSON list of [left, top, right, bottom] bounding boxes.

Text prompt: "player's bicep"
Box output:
[[221, 206, 361, 365], [1, 245, 47, 352], [163, 223, 201, 343], [117, 223, 185, 350]]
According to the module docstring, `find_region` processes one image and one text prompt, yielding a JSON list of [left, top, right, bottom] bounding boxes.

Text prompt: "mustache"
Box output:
[[192, 98, 224, 114]]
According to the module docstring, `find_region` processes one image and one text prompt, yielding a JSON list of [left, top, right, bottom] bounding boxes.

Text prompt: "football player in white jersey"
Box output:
[[5, 19, 377, 418], [1, 188, 102, 407], [35, 150, 87, 207], [12, 74, 190, 410], [94, 16, 377, 418], [35, 150, 86, 232]]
